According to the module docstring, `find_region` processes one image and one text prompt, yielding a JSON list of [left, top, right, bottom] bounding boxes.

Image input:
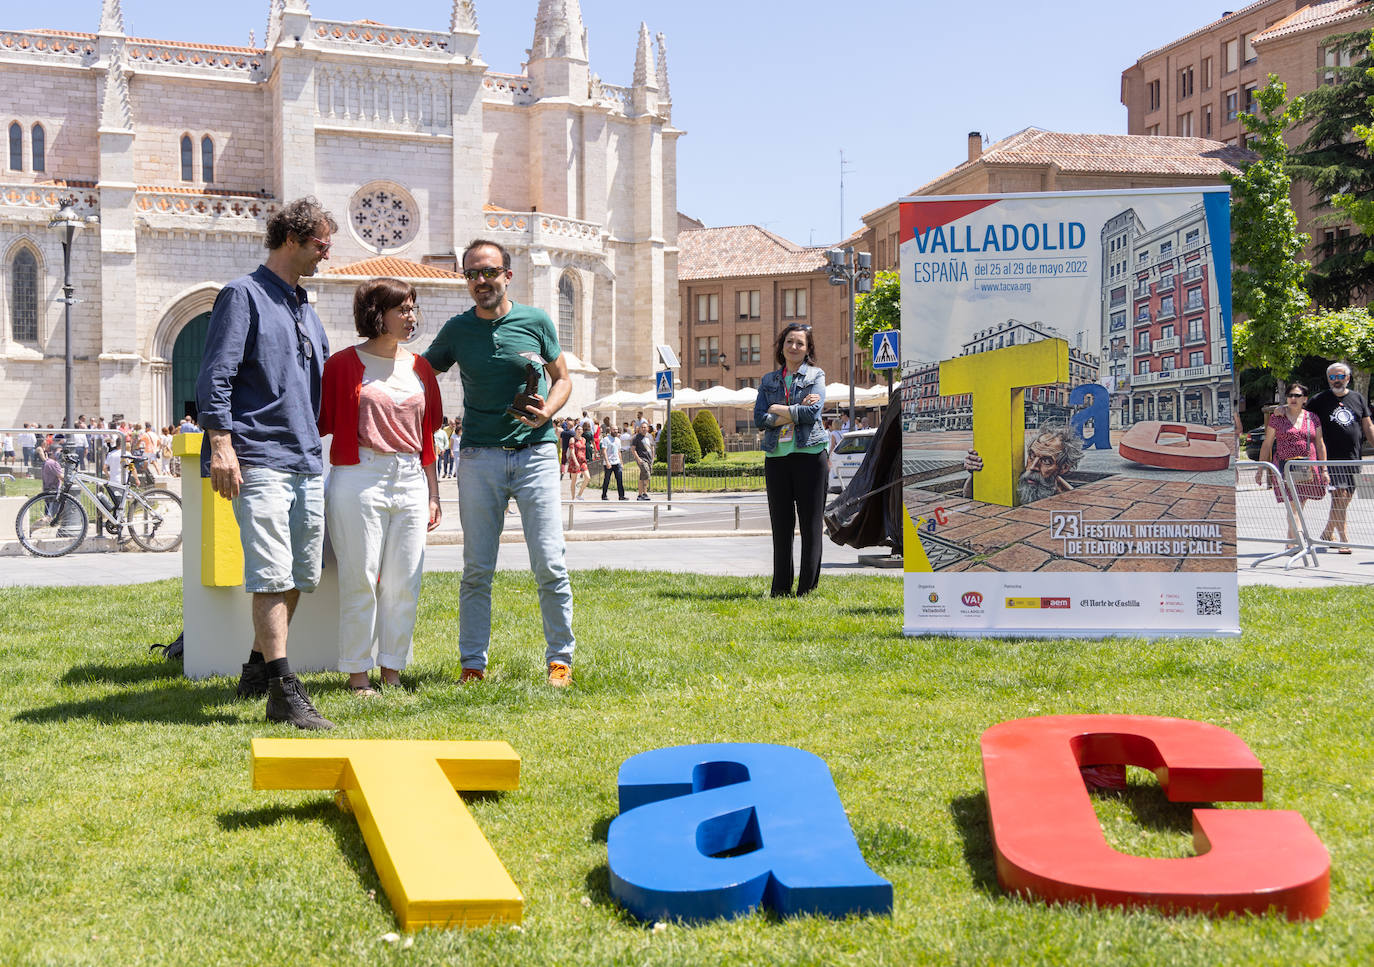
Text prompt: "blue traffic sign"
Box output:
[[656, 370, 674, 400], [872, 330, 899, 370]]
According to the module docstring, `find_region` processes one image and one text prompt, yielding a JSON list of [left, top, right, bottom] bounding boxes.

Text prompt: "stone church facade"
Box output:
[[0, 0, 681, 426]]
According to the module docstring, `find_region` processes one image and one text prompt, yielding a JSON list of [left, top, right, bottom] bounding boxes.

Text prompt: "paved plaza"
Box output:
[[0, 522, 1365, 591]]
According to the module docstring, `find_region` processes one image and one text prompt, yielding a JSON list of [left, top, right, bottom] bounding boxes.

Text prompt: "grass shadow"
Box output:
[[837, 605, 901, 617], [1116, 782, 1209, 835], [656, 589, 757, 602], [217, 799, 388, 905], [584, 863, 613, 906], [948, 791, 999, 895], [61, 659, 183, 686], [14, 679, 242, 725], [590, 812, 614, 844]]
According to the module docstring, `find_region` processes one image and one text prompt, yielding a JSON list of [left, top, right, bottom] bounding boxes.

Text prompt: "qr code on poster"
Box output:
[[1195, 591, 1223, 616]]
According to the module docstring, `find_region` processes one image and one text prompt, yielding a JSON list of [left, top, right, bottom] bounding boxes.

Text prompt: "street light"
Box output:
[[48, 195, 85, 429], [825, 246, 873, 426]]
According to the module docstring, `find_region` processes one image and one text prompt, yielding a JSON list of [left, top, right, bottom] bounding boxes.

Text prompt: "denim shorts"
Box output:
[[231, 466, 325, 593]]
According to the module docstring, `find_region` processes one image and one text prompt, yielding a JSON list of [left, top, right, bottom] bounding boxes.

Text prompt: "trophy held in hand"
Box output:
[[506, 351, 548, 420]]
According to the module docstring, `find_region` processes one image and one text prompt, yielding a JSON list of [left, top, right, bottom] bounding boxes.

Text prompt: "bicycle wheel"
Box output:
[[16, 492, 88, 557], [125, 487, 182, 552]]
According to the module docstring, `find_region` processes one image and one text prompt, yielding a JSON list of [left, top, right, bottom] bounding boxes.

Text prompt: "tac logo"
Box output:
[[961, 592, 984, 608], [927, 592, 939, 604]]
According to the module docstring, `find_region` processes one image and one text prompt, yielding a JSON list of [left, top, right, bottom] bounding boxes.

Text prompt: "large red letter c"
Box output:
[[981, 715, 1329, 919]]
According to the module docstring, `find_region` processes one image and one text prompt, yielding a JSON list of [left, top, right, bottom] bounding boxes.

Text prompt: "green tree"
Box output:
[[1288, 8, 1374, 306], [854, 270, 900, 352], [691, 409, 725, 458], [1299, 306, 1374, 397], [1226, 74, 1311, 378], [655, 409, 701, 464]]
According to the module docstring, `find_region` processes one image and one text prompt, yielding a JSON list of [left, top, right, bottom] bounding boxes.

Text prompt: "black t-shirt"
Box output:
[[1306, 389, 1371, 459], [631, 432, 652, 463], [559, 425, 574, 458]]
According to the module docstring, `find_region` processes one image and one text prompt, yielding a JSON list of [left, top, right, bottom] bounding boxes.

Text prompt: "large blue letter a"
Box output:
[[607, 743, 892, 922]]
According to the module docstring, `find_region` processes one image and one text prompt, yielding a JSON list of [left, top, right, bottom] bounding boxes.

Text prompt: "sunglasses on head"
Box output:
[[463, 267, 505, 281]]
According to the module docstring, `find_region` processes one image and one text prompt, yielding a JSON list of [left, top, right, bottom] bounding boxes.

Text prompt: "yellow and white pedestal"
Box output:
[[175, 433, 341, 678]]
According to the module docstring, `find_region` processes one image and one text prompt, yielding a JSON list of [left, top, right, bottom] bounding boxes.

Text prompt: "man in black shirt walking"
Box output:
[[1306, 361, 1374, 552]]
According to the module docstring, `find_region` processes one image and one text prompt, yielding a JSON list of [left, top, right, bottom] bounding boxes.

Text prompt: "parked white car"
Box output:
[[828, 428, 877, 493]]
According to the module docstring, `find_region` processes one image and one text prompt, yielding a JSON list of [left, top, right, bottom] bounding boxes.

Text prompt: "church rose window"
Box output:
[[349, 182, 420, 253]]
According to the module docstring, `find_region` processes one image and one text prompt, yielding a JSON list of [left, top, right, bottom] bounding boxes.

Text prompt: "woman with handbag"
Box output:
[[1256, 381, 1327, 548], [566, 422, 590, 500]]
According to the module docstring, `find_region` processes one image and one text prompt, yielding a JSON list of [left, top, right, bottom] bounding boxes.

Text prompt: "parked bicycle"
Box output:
[[14, 446, 182, 557]]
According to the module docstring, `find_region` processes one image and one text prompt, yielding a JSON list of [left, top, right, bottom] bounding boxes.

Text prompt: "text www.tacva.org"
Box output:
[[975, 281, 1032, 293]]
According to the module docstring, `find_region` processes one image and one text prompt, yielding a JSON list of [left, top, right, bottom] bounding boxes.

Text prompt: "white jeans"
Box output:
[[326, 448, 428, 673]]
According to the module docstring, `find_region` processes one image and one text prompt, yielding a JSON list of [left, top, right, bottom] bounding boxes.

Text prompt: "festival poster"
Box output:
[[899, 188, 1239, 637]]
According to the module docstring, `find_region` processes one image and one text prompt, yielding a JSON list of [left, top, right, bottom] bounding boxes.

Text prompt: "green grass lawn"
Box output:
[[2, 573, 1372, 966]]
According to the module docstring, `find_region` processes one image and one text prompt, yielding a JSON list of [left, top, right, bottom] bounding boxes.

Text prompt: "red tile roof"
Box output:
[[678, 225, 829, 281], [1255, 0, 1367, 43], [1134, 0, 1279, 60], [324, 256, 466, 280], [913, 128, 1252, 194]]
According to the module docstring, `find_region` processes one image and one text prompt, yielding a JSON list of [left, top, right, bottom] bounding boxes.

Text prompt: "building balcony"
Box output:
[[1152, 336, 1180, 352], [1129, 362, 1230, 387], [482, 209, 605, 255]]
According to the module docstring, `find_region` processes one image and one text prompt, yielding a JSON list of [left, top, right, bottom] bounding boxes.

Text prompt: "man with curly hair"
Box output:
[[195, 196, 339, 729]]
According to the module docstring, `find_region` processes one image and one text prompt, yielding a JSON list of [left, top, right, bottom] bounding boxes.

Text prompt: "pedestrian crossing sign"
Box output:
[[655, 369, 674, 400], [872, 330, 900, 370]]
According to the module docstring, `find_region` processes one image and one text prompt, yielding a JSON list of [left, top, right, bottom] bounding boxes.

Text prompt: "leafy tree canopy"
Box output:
[[854, 270, 900, 352], [1226, 74, 1311, 375], [1287, 11, 1374, 306]]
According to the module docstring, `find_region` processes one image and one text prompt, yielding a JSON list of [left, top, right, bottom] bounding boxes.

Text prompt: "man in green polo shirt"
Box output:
[[423, 239, 576, 686]]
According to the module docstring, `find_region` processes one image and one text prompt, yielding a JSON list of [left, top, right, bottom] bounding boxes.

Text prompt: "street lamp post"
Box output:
[[48, 196, 85, 429], [825, 246, 873, 427]]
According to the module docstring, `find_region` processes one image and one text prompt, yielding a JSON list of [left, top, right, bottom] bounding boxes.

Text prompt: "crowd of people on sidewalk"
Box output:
[[554, 412, 658, 501], [3, 418, 196, 483]]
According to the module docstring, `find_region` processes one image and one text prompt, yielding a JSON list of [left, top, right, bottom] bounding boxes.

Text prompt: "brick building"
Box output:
[[0, 0, 681, 426], [676, 224, 855, 433], [1121, 0, 1370, 259]]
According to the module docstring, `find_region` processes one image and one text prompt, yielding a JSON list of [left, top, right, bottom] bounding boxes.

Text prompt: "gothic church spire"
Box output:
[[451, 0, 479, 33], [98, 0, 124, 35], [655, 32, 670, 101], [531, 0, 587, 62], [633, 22, 657, 91]]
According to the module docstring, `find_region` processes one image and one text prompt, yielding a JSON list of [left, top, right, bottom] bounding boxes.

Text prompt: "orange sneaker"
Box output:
[[459, 667, 485, 683], [547, 662, 572, 687]]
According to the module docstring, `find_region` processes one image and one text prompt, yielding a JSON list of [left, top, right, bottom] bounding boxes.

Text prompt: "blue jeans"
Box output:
[[456, 443, 574, 670]]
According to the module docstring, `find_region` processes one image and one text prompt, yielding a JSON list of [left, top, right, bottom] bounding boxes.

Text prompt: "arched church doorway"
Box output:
[[171, 312, 210, 421]]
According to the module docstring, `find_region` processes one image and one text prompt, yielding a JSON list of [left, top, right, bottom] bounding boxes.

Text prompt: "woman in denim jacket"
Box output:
[[754, 322, 828, 596]]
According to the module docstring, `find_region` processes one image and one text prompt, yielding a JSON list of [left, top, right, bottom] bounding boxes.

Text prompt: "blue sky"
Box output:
[[21, 1, 1244, 245]]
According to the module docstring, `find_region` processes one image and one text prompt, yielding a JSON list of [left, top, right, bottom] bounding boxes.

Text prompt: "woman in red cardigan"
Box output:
[[318, 278, 443, 696]]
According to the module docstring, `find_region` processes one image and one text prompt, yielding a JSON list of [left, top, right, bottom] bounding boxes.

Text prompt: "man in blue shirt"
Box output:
[[195, 196, 337, 729]]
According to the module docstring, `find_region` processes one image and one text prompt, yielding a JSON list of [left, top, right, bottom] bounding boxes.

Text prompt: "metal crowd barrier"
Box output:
[[1240, 459, 1373, 570], [1281, 459, 1374, 567], [1239, 460, 1317, 569]]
